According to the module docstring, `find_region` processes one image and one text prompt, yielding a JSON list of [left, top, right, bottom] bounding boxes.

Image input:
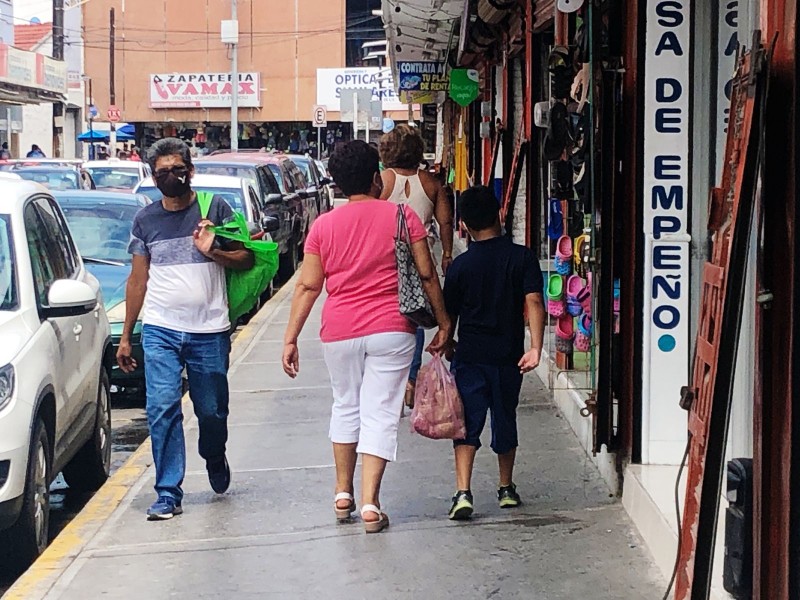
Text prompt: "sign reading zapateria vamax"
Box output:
[[149, 72, 261, 108], [641, 0, 691, 464]]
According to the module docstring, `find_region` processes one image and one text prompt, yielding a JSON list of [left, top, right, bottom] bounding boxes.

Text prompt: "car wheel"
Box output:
[[277, 237, 299, 283], [63, 370, 111, 493], [0, 417, 51, 573]]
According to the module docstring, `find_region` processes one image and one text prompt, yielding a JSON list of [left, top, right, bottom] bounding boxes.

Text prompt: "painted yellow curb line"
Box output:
[[3, 275, 297, 600]]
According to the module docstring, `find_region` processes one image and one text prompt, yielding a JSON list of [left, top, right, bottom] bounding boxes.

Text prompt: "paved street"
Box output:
[[4, 283, 664, 600]]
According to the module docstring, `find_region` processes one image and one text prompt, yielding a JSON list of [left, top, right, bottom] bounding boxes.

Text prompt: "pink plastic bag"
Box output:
[[411, 355, 466, 440]]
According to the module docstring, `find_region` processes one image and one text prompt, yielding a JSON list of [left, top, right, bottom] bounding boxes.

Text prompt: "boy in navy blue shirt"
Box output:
[[443, 186, 546, 520]]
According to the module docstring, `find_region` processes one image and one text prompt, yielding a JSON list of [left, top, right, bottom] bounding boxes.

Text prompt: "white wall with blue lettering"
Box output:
[[641, 0, 692, 464]]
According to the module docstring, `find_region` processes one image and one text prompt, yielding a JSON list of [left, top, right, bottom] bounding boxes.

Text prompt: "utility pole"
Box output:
[[52, 0, 64, 157], [230, 0, 239, 152], [109, 8, 116, 154]]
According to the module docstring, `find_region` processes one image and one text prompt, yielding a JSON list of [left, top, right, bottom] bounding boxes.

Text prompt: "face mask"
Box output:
[[155, 170, 191, 198]]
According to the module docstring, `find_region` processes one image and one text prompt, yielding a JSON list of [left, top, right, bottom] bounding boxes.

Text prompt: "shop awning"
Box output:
[[381, 0, 466, 96], [0, 44, 67, 105], [77, 129, 135, 142]]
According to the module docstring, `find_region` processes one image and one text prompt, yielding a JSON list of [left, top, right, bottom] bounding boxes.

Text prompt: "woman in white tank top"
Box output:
[[379, 124, 454, 408]]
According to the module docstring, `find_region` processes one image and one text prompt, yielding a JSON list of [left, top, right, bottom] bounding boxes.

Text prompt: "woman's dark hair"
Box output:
[[458, 186, 500, 231], [327, 140, 379, 197], [379, 124, 424, 169], [145, 137, 193, 171]]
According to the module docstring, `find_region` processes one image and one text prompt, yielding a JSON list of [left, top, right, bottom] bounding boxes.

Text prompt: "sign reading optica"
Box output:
[[397, 61, 449, 93], [641, 0, 691, 464], [149, 73, 261, 108], [316, 68, 405, 112]]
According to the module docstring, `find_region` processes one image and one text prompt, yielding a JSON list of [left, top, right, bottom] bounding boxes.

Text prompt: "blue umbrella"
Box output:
[[118, 124, 135, 136], [77, 129, 135, 142]]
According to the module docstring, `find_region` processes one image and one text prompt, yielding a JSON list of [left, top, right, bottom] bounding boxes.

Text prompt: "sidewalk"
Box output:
[[5, 282, 664, 600]]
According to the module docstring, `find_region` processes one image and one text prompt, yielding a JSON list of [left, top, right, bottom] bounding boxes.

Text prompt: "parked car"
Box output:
[[133, 173, 276, 234], [82, 159, 151, 191], [0, 180, 113, 572], [288, 154, 333, 214], [194, 153, 312, 281], [9, 164, 96, 191], [52, 191, 151, 394], [315, 158, 336, 210]]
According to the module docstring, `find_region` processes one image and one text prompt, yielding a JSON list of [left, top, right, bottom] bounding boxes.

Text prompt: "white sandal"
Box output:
[[361, 504, 390, 534], [334, 492, 356, 521]]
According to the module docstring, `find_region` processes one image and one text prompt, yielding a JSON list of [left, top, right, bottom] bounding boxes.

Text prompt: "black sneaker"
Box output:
[[448, 490, 474, 520], [498, 483, 521, 508], [207, 455, 231, 494]]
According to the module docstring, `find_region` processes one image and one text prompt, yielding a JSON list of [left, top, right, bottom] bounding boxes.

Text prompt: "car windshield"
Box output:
[[267, 165, 285, 192], [0, 215, 17, 311], [59, 200, 140, 263], [194, 164, 259, 189], [16, 169, 79, 190], [136, 185, 244, 213], [85, 167, 140, 189]]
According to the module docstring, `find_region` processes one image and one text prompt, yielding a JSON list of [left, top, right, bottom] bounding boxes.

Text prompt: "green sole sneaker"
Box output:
[[449, 491, 474, 520], [498, 484, 521, 508]]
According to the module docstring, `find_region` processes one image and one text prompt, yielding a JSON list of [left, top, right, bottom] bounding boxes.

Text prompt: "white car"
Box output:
[[83, 159, 151, 191], [0, 180, 113, 572], [134, 173, 276, 233]]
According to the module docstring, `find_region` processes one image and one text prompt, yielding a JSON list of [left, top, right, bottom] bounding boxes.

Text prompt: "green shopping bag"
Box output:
[[197, 192, 279, 323]]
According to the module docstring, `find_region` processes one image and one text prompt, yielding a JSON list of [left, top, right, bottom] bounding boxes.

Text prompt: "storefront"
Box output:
[[383, 0, 798, 597]]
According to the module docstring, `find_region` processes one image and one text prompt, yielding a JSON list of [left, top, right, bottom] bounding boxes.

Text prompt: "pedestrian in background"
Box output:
[[0, 142, 10, 160], [117, 137, 254, 520], [442, 186, 546, 520], [26, 144, 45, 158], [282, 140, 451, 534], [379, 124, 454, 410]]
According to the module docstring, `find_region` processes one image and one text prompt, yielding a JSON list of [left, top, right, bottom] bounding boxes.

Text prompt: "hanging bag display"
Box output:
[[197, 191, 280, 323], [395, 204, 437, 328]]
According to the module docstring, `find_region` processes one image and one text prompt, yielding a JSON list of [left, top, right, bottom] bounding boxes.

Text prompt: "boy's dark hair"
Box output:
[[145, 137, 193, 171], [327, 140, 379, 197], [459, 186, 500, 231]]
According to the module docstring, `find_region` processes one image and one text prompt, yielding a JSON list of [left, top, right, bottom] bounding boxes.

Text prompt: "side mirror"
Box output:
[[265, 193, 283, 205], [306, 186, 318, 195], [297, 189, 309, 199], [45, 279, 96, 318], [262, 215, 280, 233], [319, 177, 332, 186]]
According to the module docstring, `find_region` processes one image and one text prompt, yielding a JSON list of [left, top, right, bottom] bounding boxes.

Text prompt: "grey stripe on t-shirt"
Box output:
[[147, 236, 212, 266]]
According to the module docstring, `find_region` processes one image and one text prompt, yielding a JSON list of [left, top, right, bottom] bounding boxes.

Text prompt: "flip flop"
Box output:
[[547, 274, 565, 317], [555, 235, 573, 275], [555, 159, 574, 199], [547, 198, 564, 240], [544, 102, 570, 161], [575, 313, 593, 352], [548, 46, 573, 100], [566, 275, 584, 317], [361, 504, 390, 534], [614, 279, 621, 312], [555, 317, 574, 354]]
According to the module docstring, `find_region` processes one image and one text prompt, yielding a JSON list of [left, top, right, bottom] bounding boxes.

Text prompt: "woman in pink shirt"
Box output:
[[282, 141, 451, 534]]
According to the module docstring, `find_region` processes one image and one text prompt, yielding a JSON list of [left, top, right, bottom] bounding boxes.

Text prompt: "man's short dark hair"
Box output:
[[459, 186, 500, 231], [145, 137, 193, 171], [327, 140, 379, 197]]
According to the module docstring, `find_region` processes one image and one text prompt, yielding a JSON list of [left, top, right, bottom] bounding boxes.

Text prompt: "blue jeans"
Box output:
[[408, 327, 425, 383], [142, 324, 231, 502]]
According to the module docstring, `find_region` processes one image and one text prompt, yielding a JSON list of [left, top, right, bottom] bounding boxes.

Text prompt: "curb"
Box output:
[[2, 275, 297, 600]]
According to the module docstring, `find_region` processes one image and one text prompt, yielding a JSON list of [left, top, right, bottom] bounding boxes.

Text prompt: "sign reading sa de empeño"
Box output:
[[641, 0, 691, 463], [397, 61, 449, 93], [149, 72, 261, 108]]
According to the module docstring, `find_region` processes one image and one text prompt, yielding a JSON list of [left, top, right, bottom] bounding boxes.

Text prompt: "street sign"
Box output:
[[107, 105, 121, 122], [312, 104, 327, 128]]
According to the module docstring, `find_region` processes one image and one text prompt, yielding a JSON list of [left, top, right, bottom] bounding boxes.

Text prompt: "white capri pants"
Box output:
[[323, 332, 416, 462]]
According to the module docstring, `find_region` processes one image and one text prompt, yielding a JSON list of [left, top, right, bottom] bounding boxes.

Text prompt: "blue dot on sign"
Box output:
[[658, 335, 676, 352]]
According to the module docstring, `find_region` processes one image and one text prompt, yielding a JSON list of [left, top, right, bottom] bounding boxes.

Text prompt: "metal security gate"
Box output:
[[674, 37, 769, 599]]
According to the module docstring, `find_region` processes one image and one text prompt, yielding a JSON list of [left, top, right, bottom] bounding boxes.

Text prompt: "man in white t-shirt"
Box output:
[[117, 138, 253, 520]]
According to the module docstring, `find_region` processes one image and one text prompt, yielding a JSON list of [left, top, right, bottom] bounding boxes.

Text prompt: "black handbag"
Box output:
[[395, 205, 437, 328]]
